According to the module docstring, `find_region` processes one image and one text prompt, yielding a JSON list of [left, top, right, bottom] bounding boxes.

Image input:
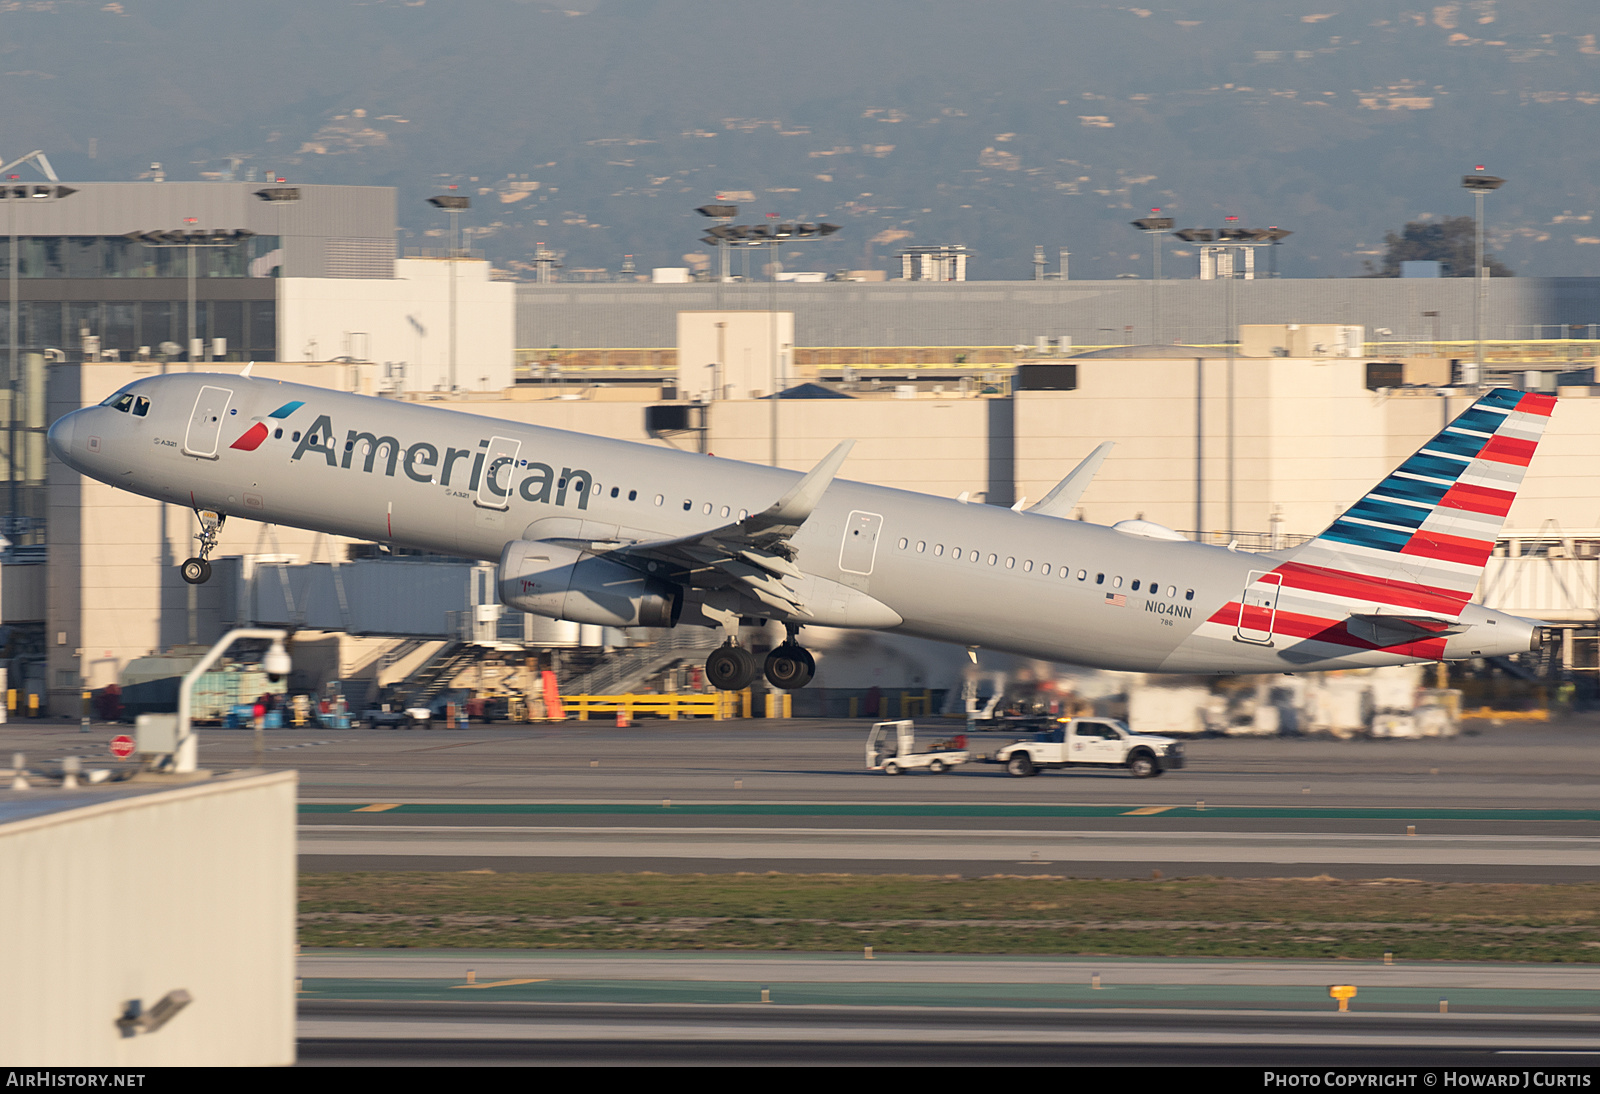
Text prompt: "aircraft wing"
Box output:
[[598, 440, 856, 617]]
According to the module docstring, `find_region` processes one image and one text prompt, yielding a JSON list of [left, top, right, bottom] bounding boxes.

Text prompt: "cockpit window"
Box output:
[[102, 393, 135, 412], [132, 397, 150, 417]]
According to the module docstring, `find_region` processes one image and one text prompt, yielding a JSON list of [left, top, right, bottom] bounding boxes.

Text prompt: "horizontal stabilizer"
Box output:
[[1347, 613, 1465, 648], [1027, 442, 1113, 518]]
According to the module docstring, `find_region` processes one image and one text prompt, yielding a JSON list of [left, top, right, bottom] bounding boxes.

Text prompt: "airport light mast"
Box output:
[[1129, 211, 1174, 343], [1462, 168, 1505, 389], [428, 191, 471, 392]]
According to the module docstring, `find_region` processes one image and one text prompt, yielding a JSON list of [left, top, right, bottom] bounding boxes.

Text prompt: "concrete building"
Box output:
[[515, 276, 1600, 352], [0, 770, 296, 1066], [279, 257, 514, 392], [1, 180, 513, 555]]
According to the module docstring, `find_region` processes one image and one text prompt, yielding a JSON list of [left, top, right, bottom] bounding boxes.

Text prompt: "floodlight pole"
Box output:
[[1462, 171, 1504, 389], [428, 193, 472, 392], [1130, 217, 1173, 344]]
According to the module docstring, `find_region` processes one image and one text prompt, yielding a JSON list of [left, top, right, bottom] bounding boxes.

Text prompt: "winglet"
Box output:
[[240, 361, 255, 378], [1026, 442, 1113, 518], [745, 440, 854, 533]]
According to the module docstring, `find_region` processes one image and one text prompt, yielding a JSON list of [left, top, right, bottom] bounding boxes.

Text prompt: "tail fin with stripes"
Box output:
[[1284, 387, 1556, 619]]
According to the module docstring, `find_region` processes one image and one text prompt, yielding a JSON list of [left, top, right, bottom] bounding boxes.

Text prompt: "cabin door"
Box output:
[[839, 510, 884, 576], [1236, 570, 1284, 644]]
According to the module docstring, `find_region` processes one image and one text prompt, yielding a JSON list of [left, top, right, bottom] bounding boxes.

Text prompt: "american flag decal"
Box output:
[[1105, 593, 1127, 607]]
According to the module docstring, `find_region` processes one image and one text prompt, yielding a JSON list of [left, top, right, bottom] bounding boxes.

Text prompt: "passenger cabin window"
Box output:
[[1131, 580, 1141, 591], [654, 494, 664, 506], [1185, 589, 1195, 601], [1096, 573, 1105, 585], [1113, 576, 1123, 589], [629, 490, 637, 501]]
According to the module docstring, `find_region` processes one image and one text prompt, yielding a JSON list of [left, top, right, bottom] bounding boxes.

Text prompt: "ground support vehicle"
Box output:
[[363, 704, 435, 730], [866, 719, 972, 775], [992, 717, 1184, 778]]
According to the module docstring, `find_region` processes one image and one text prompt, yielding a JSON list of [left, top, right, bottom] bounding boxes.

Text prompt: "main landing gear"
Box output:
[[704, 626, 817, 692], [180, 511, 225, 585]]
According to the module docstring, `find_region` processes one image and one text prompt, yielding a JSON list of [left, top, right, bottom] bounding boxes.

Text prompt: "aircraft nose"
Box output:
[[46, 410, 77, 460]]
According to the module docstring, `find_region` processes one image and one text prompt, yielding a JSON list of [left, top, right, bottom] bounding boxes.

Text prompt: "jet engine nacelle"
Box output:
[[498, 539, 681, 629]]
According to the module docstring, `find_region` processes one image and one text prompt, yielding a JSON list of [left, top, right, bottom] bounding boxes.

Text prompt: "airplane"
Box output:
[[47, 372, 1552, 691]]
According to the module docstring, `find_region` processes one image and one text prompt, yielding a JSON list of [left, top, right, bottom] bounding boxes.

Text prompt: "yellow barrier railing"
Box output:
[[562, 692, 740, 722], [848, 690, 935, 719]]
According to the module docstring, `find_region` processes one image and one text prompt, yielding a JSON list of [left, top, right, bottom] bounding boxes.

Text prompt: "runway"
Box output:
[[295, 953, 1600, 1066], [297, 817, 1600, 881], [15, 718, 1600, 880]]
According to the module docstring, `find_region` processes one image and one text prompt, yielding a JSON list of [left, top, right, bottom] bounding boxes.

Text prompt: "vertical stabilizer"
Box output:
[[1285, 387, 1556, 619]]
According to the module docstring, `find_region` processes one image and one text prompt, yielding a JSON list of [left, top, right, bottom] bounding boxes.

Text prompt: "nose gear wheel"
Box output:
[[180, 510, 226, 585]]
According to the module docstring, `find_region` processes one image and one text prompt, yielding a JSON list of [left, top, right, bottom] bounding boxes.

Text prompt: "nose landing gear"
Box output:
[[180, 511, 225, 585]]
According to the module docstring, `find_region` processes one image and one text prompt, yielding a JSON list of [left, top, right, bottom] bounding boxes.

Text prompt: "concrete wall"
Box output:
[[516, 277, 1600, 350], [279, 258, 515, 392], [0, 771, 296, 1066], [676, 310, 795, 401]]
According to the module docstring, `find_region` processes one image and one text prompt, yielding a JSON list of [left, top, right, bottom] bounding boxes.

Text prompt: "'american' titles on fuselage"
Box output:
[[288, 413, 597, 509]]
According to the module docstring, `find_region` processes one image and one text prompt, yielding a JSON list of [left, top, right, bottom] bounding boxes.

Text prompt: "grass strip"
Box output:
[[301, 872, 1600, 962]]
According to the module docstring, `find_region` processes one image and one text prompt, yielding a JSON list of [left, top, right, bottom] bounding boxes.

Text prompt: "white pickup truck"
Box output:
[[993, 717, 1184, 779]]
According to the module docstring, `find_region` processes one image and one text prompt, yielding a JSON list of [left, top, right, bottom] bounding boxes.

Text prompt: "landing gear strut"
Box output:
[[180, 511, 225, 585]]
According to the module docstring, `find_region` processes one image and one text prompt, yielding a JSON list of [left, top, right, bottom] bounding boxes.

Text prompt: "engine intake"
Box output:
[[498, 539, 681, 629]]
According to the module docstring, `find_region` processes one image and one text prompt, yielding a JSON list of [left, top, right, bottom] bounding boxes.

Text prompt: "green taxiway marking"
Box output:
[[298, 977, 1600, 1012], [298, 802, 1600, 821]]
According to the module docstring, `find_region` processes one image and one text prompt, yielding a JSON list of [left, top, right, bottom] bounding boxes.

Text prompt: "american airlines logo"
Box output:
[[229, 401, 305, 451], [266, 410, 597, 510]]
